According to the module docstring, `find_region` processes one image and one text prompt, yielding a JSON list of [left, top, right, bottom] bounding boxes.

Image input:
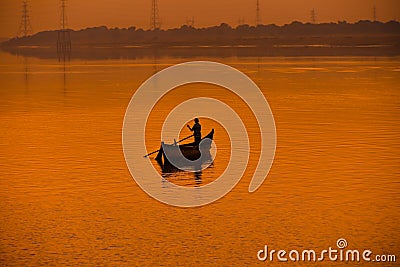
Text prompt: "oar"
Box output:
[[144, 134, 194, 158]]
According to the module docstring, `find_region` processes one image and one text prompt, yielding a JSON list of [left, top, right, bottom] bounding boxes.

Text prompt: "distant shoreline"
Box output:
[[2, 20, 399, 59]]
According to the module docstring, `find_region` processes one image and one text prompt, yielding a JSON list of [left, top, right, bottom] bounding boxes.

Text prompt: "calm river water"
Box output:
[[0, 51, 399, 265]]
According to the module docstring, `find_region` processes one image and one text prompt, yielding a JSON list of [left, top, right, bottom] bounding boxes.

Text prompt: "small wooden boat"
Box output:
[[155, 129, 214, 168]]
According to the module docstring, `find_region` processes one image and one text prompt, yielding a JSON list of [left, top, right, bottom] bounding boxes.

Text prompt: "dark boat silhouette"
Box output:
[[155, 129, 214, 169]]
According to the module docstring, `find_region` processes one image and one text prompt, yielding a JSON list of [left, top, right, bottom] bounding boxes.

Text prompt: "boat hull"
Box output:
[[155, 129, 214, 169]]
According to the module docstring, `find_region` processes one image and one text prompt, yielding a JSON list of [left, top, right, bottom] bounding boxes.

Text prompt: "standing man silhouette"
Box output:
[[187, 118, 202, 145]]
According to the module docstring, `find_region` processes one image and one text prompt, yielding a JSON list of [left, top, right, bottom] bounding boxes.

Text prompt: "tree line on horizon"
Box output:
[[3, 20, 399, 47]]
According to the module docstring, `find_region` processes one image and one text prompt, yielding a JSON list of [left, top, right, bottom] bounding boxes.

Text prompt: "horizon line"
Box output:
[[7, 19, 400, 40]]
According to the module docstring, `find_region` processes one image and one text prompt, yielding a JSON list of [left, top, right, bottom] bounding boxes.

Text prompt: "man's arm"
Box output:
[[187, 125, 193, 131]]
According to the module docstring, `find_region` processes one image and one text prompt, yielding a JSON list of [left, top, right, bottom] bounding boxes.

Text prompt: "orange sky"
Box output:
[[0, 0, 399, 38]]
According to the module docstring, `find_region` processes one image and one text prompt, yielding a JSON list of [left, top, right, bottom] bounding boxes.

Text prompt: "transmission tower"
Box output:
[[373, 4, 377, 21], [150, 0, 161, 30], [310, 8, 317, 24], [238, 17, 245, 26], [60, 0, 68, 30], [57, 0, 71, 60], [17, 0, 33, 37], [255, 0, 262, 26], [186, 16, 195, 28]]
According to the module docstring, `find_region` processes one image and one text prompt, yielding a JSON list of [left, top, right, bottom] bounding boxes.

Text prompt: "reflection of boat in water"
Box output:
[[155, 129, 214, 169], [161, 165, 207, 186]]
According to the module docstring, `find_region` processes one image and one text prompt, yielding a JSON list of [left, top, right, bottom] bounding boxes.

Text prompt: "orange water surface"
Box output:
[[0, 52, 399, 265]]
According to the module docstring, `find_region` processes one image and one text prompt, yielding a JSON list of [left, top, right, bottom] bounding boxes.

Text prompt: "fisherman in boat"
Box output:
[[187, 118, 202, 145]]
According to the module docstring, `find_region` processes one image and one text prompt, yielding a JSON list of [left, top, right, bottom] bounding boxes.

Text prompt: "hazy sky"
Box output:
[[0, 0, 399, 38]]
